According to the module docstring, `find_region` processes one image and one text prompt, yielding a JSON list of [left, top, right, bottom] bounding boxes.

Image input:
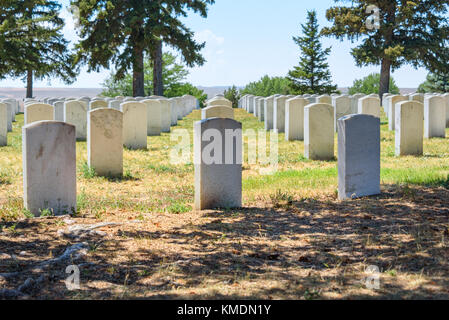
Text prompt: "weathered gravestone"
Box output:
[[208, 98, 232, 108], [168, 98, 178, 126], [0, 103, 7, 146], [89, 100, 108, 110], [24, 103, 54, 125], [64, 100, 87, 141], [304, 103, 334, 160], [23, 121, 76, 216], [387, 95, 408, 130], [253, 97, 261, 118], [88, 108, 123, 177], [2, 100, 15, 123], [338, 114, 380, 200], [443, 93, 449, 128], [395, 101, 424, 156], [143, 99, 162, 136], [158, 99, 172, 133], [121, 102, 148, 150], [350, 94, 365, 114], [358, 96, 381, 118], [201, 105, 234, 120], [54, 101, 65, 121], [3, 101, 12, 132], [109, 100, 122, 111], [194, 118, 242, 210], [285, 97, 308, 141], [317, 95, 332, 105], [273, 96, 288, 133], [424, 96, 446, 138], [333, 96, 352, 132], [257, 98, 265, 122], [410, 93, 424, 104]]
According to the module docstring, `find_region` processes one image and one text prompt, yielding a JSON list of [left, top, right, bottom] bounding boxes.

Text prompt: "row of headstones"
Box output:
[[0, 95, 198, 149], [18, 92, 449, 215], [239, 93, 380, 136], [382, 92, 449, 138], [238, 92, 449, 159], [21, 96, 196, 215], [237, 93, 379, 159], [22, 114, 380, 215], [0, 98, 20, 146]]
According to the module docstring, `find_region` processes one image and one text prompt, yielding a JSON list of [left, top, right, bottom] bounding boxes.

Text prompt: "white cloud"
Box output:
[[195, 29, 225, 46]]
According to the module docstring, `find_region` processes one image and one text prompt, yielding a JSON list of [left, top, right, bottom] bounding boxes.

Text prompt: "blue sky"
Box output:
[[0, 0, 432, 88]]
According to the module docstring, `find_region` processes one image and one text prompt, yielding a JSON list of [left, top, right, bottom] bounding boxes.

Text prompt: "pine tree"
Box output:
[[223, 85, 240, 108], [322, 0, 449, 98], [0, 1, 77, 98], [72, 0, 214, 97], [287, 11, 337, 95], [418, 72, 449, 93]]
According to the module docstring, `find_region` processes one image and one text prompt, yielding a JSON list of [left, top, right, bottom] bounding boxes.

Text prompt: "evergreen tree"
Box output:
[[287, 10, 337, 95], [418, 72, 449, 93], [72, 0, 214, 97], [322, 0, 449, 98], [102, 52, 207, 105], [241, 75, 291, 97], [223, 85, 240, 108], [0, 1, 77, 98]]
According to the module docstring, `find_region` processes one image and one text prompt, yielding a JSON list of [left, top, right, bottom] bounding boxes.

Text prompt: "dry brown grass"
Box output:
[[1, 110, 449, 299]]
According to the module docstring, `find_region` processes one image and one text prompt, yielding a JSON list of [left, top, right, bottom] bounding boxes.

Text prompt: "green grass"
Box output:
[[1, 110, 449, 220]]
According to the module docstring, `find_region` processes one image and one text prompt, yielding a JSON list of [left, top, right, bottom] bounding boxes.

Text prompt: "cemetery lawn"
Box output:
[[1, 110, 449, 300]]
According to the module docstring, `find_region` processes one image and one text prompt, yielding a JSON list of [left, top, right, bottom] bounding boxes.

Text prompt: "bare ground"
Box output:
[[1, 184, 448, 300]]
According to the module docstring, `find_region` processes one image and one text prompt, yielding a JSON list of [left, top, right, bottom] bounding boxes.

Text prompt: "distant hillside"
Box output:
[[0, 86, 419, 101], [0, 87, 103, 100]]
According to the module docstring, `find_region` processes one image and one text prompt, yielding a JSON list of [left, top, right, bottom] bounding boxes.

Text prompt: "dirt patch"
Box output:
[[1, 185, 448, 300]]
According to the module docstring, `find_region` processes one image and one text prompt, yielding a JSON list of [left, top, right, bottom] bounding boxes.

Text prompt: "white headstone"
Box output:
[[64, 101, 88, 141], [143, 99, 162, 136], [89, 100, 108, 110], [109, 100, 122, 110], [121, 102, 148, 150], [24, 103, 54, 125], [194, 118, 242, 210], [395, 101, 424, 156], [387, 95, 408, 130], [158, 99, 172, 133], [424, 96, 446, 138], [88, 108, 123, 177], [264, 96, 275, 131], [285, 97, 308, 141], [333, 95, 352, 131], [201, 105, 234, 120], [443, 93, 449, 128], [54, 101, 65, 121], [358, 96, 381, 118], [273, 96, 288, 133], [23, 121, 76, 216], [304, 103, 334, 160], [208, 98, 232, 108], [0, 103, 7, 146], [338, 114, 380, 200]]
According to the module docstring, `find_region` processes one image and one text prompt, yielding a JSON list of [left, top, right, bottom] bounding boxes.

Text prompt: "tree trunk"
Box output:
[[132, 46, 145, 97], [26, 69, 33, 99], [379, 2, 395, 99], [152, 40, 163, 96], [379, 58, 391, 99]]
